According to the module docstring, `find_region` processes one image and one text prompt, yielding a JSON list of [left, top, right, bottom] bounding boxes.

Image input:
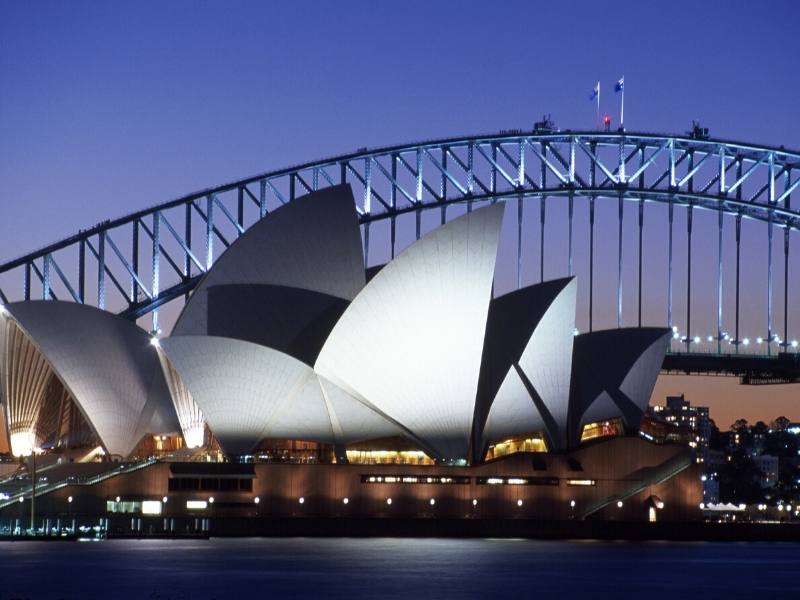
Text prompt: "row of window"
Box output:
[[361, 475, 596, 486], [168, 478, 253, 492]]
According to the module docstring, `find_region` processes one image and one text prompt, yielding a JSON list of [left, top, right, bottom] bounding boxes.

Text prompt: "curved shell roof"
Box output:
[[568, 328, 671, 444], [1, 301, 180, 457], [481, 278, 577, 451], [172, 184, 365, 365], [315, 203, 505, 462], [160, 335, 402, 456]]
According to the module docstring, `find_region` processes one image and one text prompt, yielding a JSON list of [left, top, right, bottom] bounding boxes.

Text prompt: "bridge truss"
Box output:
[[1, 130, 798, 378]]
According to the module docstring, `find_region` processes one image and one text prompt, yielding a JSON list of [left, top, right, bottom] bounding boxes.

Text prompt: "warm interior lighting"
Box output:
[[345, 448, 434, 465], [484, 435, 547, 461], [9, 431, 36, 457], [580, 419, 624, 443], [183, 425, 205, 449], [142, 500, 162, 515]]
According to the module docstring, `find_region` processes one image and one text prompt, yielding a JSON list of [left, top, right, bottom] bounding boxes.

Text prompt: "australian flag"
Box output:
[[590, 81, 599, 101], [615, 77, 624, 92]]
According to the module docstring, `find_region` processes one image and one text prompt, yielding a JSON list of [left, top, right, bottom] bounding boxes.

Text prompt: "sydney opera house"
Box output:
[[0, 185, 700, 528]]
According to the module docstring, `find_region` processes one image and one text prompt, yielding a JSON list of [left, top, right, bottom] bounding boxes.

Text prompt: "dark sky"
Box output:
[[1, 0, 798, 429]]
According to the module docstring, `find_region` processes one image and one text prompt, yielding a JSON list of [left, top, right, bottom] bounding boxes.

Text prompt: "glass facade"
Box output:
[[484, 436, 548, 461], [580, 419, 624, 443]]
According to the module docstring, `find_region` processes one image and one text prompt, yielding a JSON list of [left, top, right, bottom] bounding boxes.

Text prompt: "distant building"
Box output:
[[702, 476, 720, 504], [650, 394, 711, 463], [647, 394, 713, 499], [754, 454, 780, 488]]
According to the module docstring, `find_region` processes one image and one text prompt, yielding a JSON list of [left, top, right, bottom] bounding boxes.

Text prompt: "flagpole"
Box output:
[[620, 76, 625, 128], [596, 81, 600, 129]]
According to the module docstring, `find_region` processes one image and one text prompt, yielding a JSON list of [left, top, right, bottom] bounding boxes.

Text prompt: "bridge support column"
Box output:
[[617, 194, 623, 328], [589, 196, 595, 333], [686, 204, 693, 353], [785, 226, 790, 349], [667, 198, 673, 331], [717, 207, 723, 354], [735, 213, 742, 353]]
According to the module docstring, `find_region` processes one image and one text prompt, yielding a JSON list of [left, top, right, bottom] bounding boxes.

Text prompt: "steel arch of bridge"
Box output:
[[0, 130, 798, 360]]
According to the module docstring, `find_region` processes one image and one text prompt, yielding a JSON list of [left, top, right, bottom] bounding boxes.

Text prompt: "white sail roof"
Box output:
[[172, 184, 365, 346], [160, 336, 401, 455], [482, 278, 577, 450], [1, 301, 180, 457], [315, 203, 505, 462]]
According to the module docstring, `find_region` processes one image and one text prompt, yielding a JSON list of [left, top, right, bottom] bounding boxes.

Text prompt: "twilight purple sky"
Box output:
[[1, 0, 798, 429]]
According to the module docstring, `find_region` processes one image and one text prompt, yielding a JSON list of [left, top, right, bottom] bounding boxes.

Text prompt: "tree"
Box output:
[[752, 421, 769, 435], [772, 416, 791, 431], [731, 418, 749, 433]]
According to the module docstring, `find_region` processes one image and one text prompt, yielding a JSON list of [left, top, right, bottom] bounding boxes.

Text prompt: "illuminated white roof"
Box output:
[[619, 332, 672, 415], [482, 367, 548, 443], [570, 328, 672, 440], [172, 184, 365, 344], [160, 336, 400, 455], [2, 301, 180, 457], [316, 203, 505, 461], [481, 278, 576, 450]]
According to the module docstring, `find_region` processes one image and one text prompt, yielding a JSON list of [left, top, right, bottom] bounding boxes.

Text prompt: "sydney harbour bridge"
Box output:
[[1, 127, 798, 384]]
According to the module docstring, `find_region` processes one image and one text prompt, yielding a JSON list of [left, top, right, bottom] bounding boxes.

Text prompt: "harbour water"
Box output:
[[0, 538, 797, 599]]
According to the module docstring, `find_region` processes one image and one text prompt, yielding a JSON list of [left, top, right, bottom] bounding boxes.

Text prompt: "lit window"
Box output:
[[580, 419, 624, 443], [142, 500, 162, 515]]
